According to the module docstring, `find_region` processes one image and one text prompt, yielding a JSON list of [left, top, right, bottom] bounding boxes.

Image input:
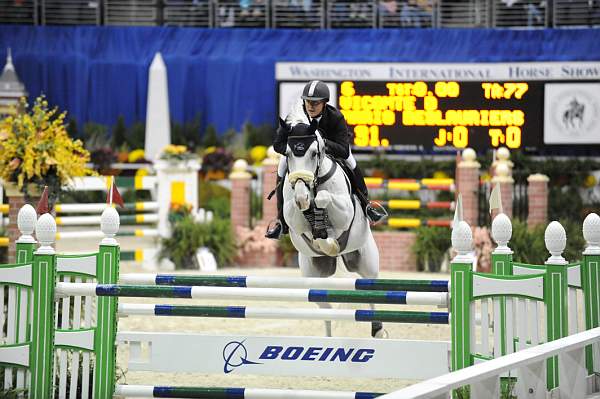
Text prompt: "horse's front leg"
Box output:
[[314, 190, 353, 231], [313, 190, 353, 256]]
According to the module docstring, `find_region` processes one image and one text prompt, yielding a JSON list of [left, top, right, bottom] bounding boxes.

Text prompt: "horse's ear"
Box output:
[[278, 117, 290, 131]]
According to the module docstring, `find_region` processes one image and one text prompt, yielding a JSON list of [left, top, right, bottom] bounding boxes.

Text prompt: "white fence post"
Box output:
[[558, 346, 588, 398], [515, 359, 546, 398]]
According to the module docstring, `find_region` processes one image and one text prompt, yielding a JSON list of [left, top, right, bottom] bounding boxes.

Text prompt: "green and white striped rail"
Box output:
[[119, 273, 450, 292], [117, 304, 450, 324], [56, 283, 449, 306]]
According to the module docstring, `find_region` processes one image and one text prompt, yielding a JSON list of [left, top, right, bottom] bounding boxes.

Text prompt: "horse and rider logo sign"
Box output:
[[544, 83, 600, 144]]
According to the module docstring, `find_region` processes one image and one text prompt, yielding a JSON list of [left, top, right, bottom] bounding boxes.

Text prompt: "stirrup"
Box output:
[[265, 219, 283, 240], [366, 201, 388, 225]]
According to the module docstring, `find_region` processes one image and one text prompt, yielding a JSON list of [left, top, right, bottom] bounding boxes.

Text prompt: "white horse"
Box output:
[[280, 120, 386, 338]]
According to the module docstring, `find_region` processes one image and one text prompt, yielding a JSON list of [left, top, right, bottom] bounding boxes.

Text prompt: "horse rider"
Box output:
[[265, 80, 387, 240]]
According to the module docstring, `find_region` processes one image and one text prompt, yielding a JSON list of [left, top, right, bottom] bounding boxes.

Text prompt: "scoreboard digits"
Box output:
[[338, 80, 533, 150]]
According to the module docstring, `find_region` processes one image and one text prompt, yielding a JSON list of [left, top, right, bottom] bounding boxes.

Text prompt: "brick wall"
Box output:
[[373, 231, 417, 271], [7, 195, 26, 263], [234, 249, 281, 267], [456, 165, 479, 226], [527, 174, 549, 228], [261, 162, 279, 223], [230, 178, 251, 229]]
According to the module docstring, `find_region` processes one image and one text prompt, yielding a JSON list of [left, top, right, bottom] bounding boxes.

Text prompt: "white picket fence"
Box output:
[[380, 326, 600, 399]]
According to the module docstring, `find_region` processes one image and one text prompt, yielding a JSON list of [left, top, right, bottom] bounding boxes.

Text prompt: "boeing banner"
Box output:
[[119, 332, 450, 380]]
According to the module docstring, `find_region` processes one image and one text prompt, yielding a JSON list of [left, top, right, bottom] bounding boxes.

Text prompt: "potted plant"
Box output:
[[0, 96, 93, 203], [159, 202, 236, 269]]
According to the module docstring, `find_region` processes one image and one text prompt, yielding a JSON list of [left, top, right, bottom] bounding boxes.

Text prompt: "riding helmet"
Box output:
[[301, 80, 330, 103]]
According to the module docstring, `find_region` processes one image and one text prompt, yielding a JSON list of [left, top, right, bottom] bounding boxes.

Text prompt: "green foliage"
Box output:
[[159, 216, 235, 268], [111, 116, 127, 148], [358, 153, 455, 179], [411, 226, 452, 272], [199, 182, 231, 219], [202, 125, 221, 147], [504, 151, 600, 221], [83, 122, 108, 146], [509, 219, 585, 264], [278, 234, 298, 267], [171, 114, 202, 149], [59, 189, 106, 203], [251, 189, 263, 222], [127, 121, 145, 149], [67, 118, 79, 138], [243, 122, 274, 148]]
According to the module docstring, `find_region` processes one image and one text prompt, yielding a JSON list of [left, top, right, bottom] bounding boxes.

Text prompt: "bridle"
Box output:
[[287, 134, 323, 197]]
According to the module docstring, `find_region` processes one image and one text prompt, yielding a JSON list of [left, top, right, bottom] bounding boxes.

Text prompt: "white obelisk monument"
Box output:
[[145, 52, 171, 160]]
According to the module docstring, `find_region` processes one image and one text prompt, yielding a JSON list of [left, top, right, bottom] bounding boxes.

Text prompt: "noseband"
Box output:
[[286, 134, 322, 192]]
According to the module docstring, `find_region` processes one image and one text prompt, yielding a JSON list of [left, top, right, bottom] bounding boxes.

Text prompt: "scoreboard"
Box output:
[[276, 62, 600, 152]]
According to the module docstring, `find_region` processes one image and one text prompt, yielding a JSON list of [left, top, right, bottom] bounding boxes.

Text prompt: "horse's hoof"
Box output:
[[373, 329, 389, 339]]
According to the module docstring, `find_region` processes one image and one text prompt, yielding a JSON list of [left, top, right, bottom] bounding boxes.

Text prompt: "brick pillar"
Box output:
[[7, 194, 26, 263], [456, 148, 480, 226], [261, 147, 281, 224], [527, 174, 549, 228], [230, 159, 252, 229], [491, 163, 514, 219]]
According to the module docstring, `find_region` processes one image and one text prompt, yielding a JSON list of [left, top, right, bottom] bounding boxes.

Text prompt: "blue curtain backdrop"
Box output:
[[1, 26, 599, 134]]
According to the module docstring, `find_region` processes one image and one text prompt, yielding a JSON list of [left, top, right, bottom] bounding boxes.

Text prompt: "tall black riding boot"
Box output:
[[265, 176, 289, 239], [352, 165, 387, 224]]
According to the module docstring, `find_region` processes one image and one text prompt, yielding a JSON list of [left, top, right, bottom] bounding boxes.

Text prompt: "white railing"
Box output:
[[379, 326, 600, 399]]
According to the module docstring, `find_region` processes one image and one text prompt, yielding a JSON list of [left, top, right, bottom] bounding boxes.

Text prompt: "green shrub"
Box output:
[[199, 182, 231, 219], [159, 216, 235, 269], [411, 226, 452, 272], [509, 219, 585, 264]]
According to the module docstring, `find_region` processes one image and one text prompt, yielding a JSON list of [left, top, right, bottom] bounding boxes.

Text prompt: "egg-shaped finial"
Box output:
[[229, 159, 252, 179], [496, 147, 510, 162], [35, 213, 56, 254], [452, 221, 473, 263], [101, 206, 120, 246], [17, 204, 37, 243], [491, 213, 513, 254], [583, 213, 600, 255], [545, 221, 567, 265]]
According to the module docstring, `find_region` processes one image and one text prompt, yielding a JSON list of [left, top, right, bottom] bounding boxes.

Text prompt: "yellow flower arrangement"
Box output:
[[0, 96, 93, 196], [159, 144, 196, 162], [249, 145, 268, 165], [128, 149, 146, 163]]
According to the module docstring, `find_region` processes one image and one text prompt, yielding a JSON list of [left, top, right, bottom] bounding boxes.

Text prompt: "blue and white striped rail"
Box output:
[[115, 385, 383, 399], [118, 304, 450, 324], [119, 274, 450, 293], [56, 283, 449, 306]]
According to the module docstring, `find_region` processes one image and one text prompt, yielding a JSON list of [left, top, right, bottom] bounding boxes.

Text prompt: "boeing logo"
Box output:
[[222, 341, 262, 374], [223, 341, 375, 373]]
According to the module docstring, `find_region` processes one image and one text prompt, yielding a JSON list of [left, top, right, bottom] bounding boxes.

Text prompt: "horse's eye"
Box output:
[[311, 151, 317, 158]]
